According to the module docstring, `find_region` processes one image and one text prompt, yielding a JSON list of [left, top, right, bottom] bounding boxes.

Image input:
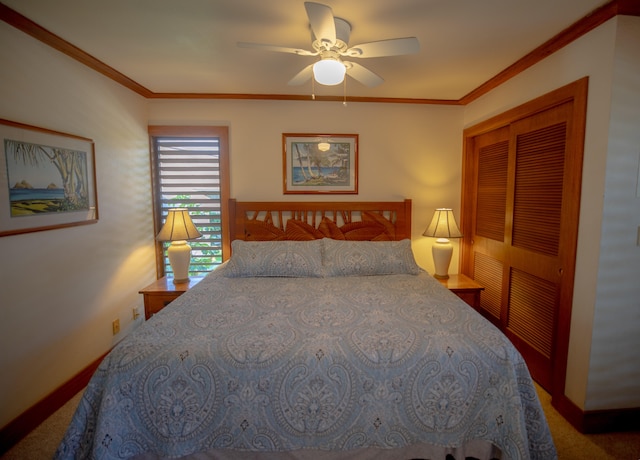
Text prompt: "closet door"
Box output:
[[465, 127, 509, 326], [505, 103, 575, 391], [461, 80, 586, 394]]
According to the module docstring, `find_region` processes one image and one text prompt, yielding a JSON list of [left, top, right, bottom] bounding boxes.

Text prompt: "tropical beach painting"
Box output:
[[0, 119, 98, 237], [283, 133, 358, 194], [6, 139, 90, 216]]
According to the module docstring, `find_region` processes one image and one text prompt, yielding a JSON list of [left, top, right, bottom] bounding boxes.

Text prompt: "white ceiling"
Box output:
[[3, 0, 609, 100]]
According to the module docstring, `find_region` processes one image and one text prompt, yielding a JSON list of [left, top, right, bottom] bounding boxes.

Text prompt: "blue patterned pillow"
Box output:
[[225, 239, 324, 277], [322, 238, 421, 276]]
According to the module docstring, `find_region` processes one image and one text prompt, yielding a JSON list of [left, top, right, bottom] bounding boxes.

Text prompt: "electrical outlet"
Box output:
[[112, 318, 120, 335], [132, 306, 141, 320]]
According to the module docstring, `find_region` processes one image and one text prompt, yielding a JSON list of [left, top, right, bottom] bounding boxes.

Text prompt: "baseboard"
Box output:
[[553, 392, 640, 434], [0, 352, 108, 456], [582, 406, 640, 434]]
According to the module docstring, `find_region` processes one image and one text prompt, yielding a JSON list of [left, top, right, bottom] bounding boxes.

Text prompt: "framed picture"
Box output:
[[283, 133, 358, 194], [0, 119, 98, 237]]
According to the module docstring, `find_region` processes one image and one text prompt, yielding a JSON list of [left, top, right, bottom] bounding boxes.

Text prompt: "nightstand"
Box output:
[[436, 273, 484, 308], [139, 276, 202, 320]]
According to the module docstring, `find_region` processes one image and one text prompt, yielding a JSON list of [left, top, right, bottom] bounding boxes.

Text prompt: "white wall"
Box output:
[[148, 99, 465, 271], [0, 22, 156, 427], [587, 15, 640, 410], [464, 16, 640, 411]]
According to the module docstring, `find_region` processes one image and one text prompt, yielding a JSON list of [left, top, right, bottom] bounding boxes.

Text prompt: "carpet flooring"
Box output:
[[2, 385, 639, 459]]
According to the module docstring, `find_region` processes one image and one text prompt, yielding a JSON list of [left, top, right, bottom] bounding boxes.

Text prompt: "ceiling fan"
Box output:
[[238, 2, 420, 88]]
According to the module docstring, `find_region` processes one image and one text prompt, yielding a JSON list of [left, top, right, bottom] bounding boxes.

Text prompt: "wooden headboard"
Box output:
[[229, 199, 412, 242]]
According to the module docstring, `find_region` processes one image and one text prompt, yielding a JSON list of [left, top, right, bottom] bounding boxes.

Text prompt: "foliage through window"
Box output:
[[150, 126, 229, 279]]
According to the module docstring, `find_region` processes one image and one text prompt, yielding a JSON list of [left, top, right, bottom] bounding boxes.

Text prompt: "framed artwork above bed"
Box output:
[[282, 133, 358, 194]]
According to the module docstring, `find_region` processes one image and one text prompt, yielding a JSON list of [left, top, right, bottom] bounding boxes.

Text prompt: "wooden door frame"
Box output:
[[461, 77, 588, 412]]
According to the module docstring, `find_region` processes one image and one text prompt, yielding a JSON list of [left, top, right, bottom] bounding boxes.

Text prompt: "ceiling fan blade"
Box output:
[[345, 62, 384, 87], [304, 2, 336, 46], [344, 37, 420, 58], [237, 42, 316, 56], [288, 64, 314, 85]]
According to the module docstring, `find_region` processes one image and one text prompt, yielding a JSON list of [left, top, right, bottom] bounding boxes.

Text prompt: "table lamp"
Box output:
[[156, 208, 202, 283], [423, 208, 463, 279]]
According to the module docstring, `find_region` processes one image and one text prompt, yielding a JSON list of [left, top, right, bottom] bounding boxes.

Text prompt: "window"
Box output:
[[149, 126, 230, 279]]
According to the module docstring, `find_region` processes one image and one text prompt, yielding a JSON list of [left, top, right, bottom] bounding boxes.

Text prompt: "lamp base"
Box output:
[[167, 240, 192, 284], [432, 238, 453, 280]]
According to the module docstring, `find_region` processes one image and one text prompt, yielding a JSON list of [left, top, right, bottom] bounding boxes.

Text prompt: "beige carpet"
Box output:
[[534, 385, 640, 459], [3, 385, 639, 459], [2, 390, 83, 460]]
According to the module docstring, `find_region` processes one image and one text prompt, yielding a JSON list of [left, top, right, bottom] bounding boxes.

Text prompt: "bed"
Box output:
[[55, 199, 556, 460]]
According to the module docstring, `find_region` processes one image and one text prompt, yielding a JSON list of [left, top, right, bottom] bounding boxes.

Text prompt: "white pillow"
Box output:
[[322, 238, 421, 276], [225, 239, 324, 277]]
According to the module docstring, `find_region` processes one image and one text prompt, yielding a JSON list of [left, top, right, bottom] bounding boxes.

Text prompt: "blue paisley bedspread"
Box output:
[[55, 269, 556, 460]]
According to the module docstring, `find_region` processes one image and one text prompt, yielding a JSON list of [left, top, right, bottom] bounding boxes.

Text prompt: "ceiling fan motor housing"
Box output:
[[312, 17, 351, 52]]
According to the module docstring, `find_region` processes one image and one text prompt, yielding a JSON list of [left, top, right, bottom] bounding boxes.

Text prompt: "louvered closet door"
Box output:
[[468, 127, 510, 326], [466, 100, 581, 392]]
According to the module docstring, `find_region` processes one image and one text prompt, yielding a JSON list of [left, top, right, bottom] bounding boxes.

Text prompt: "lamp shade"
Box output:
[[156, 208, 202, 242], [422, 208, 463, 239], [313, 59, 346, 86]]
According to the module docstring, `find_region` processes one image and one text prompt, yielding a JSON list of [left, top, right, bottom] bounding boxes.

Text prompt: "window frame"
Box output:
[[148, 125, 230, 279]]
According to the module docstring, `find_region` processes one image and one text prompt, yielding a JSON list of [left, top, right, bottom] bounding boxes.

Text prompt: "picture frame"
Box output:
[[283, 133, 358, 194], [0, 118, 98, 237]]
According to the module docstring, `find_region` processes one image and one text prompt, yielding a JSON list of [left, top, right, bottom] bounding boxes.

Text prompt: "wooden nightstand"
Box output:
[[436, 274, 484, 308], [139, 276, 202, 320]]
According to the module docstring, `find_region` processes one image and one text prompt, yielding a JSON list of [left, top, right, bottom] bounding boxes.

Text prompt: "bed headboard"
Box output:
[[229, 199, 412, 242]]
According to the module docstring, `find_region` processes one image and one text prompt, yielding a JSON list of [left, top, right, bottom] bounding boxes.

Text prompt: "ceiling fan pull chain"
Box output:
[[312, 77, 316, 100], [343, 77, 347, 106]]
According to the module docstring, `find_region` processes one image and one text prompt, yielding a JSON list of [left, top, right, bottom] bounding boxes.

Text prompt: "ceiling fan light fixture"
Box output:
[[313, 59, 346, 86]]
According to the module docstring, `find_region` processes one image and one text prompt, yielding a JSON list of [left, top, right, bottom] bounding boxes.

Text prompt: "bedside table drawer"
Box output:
[[436, 274, 484, 309], [144, 293, 182, 319], [139, 276, 202, 320], [450, 289, 481, 308]]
